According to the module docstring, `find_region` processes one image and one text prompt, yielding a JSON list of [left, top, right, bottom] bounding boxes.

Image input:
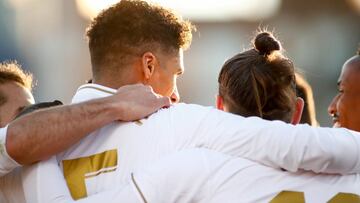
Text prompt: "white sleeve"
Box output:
[[0, 126, 20, 176], [172, 104, 360, 174], [22, 156, 143, 203]]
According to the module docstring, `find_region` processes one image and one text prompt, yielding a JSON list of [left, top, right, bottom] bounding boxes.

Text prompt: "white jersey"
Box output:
[[22, 83, 360, 202], [130, 149, 360, 203], [0, 126, 24, 203], [0, 126, 20, 176], [0, 168, 25, 203], [23, 149, 360, 203]]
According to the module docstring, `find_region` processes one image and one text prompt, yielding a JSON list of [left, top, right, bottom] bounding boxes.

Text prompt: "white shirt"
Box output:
[[0, 168, 25, 203], [23, 149, 360, 203], [22, 83, 360, 203], [0, 126, 24, 203], [0, 126, 20, 176], [131, 149, 360, 203]]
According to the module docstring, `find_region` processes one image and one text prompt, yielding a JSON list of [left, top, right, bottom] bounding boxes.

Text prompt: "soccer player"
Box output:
[[0, 61, 170, 202], [0, 61, 169, 172], [328, 48, 360, 132], [94, 32, 359, 202], [22, 1, 360, 202], [0, 61, 34, 128]]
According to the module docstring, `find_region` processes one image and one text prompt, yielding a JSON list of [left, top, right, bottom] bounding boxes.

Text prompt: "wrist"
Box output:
[[99, 95, 125, 121]]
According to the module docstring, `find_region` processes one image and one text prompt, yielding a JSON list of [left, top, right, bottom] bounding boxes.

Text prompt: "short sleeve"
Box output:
[[0, 126, 20, 176]]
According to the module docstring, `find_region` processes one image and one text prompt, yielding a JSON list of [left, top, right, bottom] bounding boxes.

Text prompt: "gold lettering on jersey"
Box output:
[[270, 191, 305, 203], [270, 191, 360, 203], [328, 192, 360, 203], [62, 149, 118, 200]]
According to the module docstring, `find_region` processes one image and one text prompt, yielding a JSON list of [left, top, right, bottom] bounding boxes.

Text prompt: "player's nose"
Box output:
[[328, 95, 338, 116]]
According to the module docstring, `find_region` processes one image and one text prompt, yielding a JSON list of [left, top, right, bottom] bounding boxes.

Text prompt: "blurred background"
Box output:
[[0, 0, 359, 126]]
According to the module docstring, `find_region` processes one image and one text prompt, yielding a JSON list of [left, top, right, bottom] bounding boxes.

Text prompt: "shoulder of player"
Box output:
[[71, 84, 115, 104], [141, 103, 221, 131], [153, 103, 217, 118]]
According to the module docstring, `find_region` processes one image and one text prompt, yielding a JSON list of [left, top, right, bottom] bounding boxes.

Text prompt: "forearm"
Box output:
[[6, 96, 119, 165], [5, 84, 169, 165]]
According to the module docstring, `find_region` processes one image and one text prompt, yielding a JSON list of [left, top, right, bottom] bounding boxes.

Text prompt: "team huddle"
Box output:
[[0, 0, 360, 202]]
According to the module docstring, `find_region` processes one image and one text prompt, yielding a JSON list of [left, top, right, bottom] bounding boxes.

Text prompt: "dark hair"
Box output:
[[218, 31, 296, 122], [15, 100, 63, 119], [295, 72, 318, 126], [0, 61, 33, 106], [86, 0, 194, 77]]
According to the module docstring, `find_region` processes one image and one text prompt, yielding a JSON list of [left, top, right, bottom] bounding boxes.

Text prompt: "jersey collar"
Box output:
[[72, 84, 117, 104]]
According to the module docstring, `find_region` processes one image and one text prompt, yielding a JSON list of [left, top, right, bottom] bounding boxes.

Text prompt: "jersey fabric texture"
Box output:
[[22, 83, 360, 203], [132, 148, 360, 203], [0, 167, 25, 203], [0, 126, 24, 202], [0, 126, 20, 176]]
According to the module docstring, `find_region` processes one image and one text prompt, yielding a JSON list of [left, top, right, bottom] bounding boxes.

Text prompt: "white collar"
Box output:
[[72, 83, 117, 103]]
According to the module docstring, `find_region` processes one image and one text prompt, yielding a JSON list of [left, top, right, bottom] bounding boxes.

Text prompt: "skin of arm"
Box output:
[[5, 84, 170, 165]]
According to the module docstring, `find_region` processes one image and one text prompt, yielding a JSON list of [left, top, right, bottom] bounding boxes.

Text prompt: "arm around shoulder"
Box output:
[[190, 109, 360, 174], [5, 84, 169, 165]]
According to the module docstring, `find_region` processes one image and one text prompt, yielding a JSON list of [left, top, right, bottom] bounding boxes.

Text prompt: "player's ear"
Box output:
[[216, 95, 225, 111], [291, 97, 304, 125], [141, 52, 156, 81]]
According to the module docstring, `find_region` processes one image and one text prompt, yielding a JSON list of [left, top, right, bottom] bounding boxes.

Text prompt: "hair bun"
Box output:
[[254, 32, 281, 55]]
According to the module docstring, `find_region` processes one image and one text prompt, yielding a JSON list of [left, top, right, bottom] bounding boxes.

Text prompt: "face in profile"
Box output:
[[328, 57, 360, 131], [0, 82, 35, 127], [146, 49, 184, 103]]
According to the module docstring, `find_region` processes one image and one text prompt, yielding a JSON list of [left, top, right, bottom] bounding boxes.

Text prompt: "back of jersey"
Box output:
[[133, 149, 360, 203], [57, 107, 180, 199], [61, 84, 360, 201], [59, 97, 215, 199], [203, 152, 360, 203], [59, 84, 215, 200]]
